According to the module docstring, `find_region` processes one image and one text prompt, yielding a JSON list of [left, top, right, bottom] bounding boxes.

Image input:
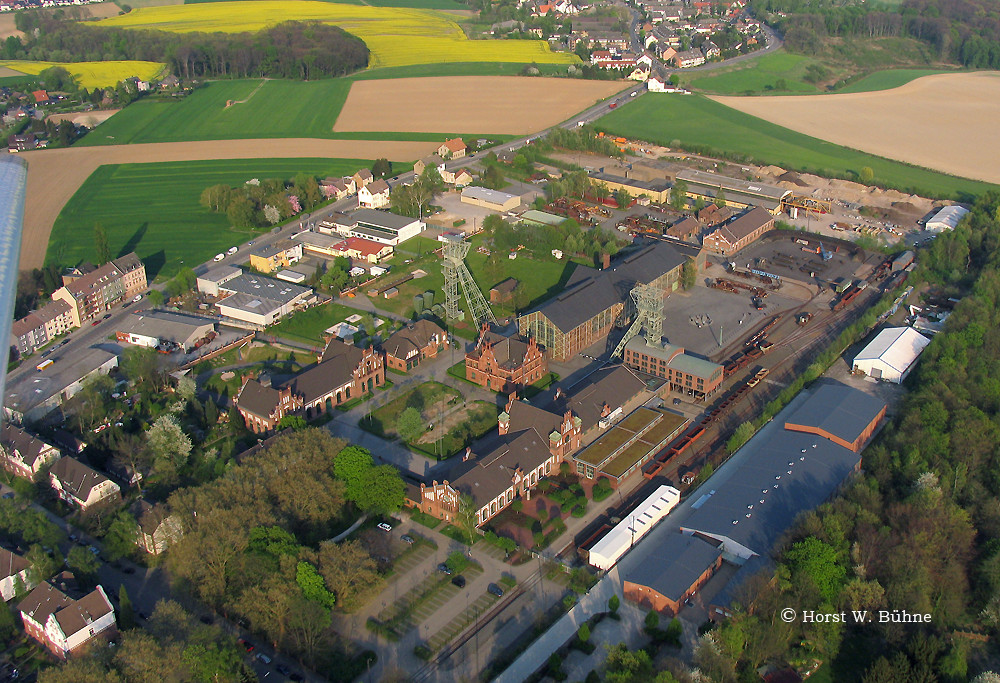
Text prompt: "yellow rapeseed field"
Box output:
[[98, 1, 579, 69], [0, 60, 165, 89]]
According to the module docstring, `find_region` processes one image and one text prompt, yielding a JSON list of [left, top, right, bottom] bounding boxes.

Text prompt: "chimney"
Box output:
[[601, 253, 611, 270]]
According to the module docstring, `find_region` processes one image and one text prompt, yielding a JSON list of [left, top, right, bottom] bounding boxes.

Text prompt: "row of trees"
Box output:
[[7, 17, 368, 80], [690, 192, 1000, 682], [200, 173, 324, 228]]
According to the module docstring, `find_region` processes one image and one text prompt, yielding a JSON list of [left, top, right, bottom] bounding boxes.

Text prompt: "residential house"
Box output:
[[132, 499, 183, 555], [235, 338, 384, 432], [7, 133, 37, 152], [48, 457, 121, 511], [1, 548, 33, 602], [358, 179, 391, 209], [701, 40, 721, 58], [380, 319, 446, 372], [10, 299, 75, 357], [111, 253, 147, 300], [352, 168, 374, 189], [337, 236, 394, 263], [18, 582, 116, 658], [248, 239, 303, 274], [0, 424, 61, 481], [51, 253, 146, 327], [437, 138, 467, 160], [413, 154, 445, 177], [319, 177, 350, 200], [465, 326, 547, 393], [441, 168, 474, 186], [673, 50, 706, 68]]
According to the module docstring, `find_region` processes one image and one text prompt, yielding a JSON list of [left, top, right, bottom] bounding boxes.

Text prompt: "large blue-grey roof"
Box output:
[[783, 381, 886, 446], [681, 428, 861, 557]]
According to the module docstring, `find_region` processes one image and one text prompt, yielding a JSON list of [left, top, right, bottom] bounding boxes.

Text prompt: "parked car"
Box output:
[[276, 664, 292, 676], [255, 653, 271, 665], [213, 253, 225, 262], [102, 313, 112, 320], [377, 522, 392, 532], [238, 638, 254, 653], [132, 294, 142, 302], [437, 563, 452, 575], [401, 535, 414, 545], [88, 546, 100, 556], [227, 246, 238, 255], [452, 576, 466, 588], [487, 583, 505, 597]]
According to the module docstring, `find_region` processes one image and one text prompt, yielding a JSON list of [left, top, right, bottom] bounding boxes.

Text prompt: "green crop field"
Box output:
[[687, 52, 822, 95], [76, 79, 353, 146], [47, 158, 375, 279], [598, 94, 996, 199], [836, 68, 952, 93]]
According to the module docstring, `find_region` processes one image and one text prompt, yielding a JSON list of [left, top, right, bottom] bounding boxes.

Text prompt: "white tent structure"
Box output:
[[853, 327, 931, 384], [925, 205, 969, 233], [587, 485, 680, 570]]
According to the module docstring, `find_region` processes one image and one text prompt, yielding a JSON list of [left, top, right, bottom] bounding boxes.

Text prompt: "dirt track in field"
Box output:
[[333, 76, 626, 134], [713, 71, 1000, 185], [16, 138, 437, 270]]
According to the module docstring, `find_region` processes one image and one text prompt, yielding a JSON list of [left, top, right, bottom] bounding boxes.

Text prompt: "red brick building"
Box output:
[[465, 326, 547, 393], [624, 534, 723, 616], [702, 207, 775, 256], [236, 339, 384, 433], [622, 336, 724, 400], [381, 319, 445, 373]]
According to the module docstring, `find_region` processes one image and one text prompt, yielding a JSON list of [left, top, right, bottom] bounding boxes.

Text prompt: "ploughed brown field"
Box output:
[[712, 72, 1000, 185], [333, 76, 627, 134], [16, 139, 437, 270]]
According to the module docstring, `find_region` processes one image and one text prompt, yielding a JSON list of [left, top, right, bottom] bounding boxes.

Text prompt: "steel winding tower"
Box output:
[[443, 239, 497, 327], [612, 283, 663, 359]]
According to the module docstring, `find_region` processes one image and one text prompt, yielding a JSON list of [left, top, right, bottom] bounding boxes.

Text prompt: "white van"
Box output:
[[227, 246, 238, 255], [213, 253, 225, 262]]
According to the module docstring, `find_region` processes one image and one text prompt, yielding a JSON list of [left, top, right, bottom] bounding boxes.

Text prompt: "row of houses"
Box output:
[[11, 253, 147, 357]]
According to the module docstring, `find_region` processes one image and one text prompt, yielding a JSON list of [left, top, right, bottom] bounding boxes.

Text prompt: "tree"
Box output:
[[26, 544, 59, 584], [784, 537, 846, 603], [859, 166, 875, 184], [176, 376, 196, 402], [103, 512, 140, 561], [396, 406, 423, 443], [353, 466, 405, 514], [613, 189, 632, 209], [146, 415, 193, 482], [577, 622, 591, 643], [317, 539, 382, 612], [67, 545, 100, 579], [118, 584, 136, 630], [372, 158, 392, 179], [285, 594, 332, 666], [147, 290, 164, 307], [334, 445, 374, 492], [608, 594, 620, 614], [94, 222, 111, 265], [121, 346, 161, 389], [456, 494, 478, 547], [277, 415, 308, 430], [714, 188, 727, 208], [682, 257, 697, 290], [296, 561, 336, 609]]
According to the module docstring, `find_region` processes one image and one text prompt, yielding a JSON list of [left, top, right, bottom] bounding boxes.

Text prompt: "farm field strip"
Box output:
[[597, 90, 996, 199], [98, 1, 578, 69], [0, 60, 165, 88], [712, 72, 1000, 186], [334, 76, 626, 135], [18, 138, 437, 272]]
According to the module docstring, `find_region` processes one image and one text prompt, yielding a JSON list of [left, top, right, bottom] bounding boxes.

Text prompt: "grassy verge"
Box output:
[[268, 302, 374, 346], [597, 94, 995, 200]]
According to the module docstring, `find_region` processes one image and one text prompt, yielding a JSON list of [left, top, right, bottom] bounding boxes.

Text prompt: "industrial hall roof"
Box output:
[[783, 381, 887, 449], [529, 242, 687, 333]]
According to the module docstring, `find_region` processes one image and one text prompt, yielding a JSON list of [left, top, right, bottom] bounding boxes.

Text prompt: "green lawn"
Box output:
[[360, 381, 462, 439], [597, 94, 995, 200], [46, 158, 375, 279], [268, 302, 373, 345]]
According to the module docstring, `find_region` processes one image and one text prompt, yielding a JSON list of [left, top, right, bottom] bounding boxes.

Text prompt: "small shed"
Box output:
[[489, 278, 519, 303]]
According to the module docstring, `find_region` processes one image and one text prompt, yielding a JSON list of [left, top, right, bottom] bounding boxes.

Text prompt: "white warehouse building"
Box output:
[[925, 205, 969, 233], [587, 485, 680, 570], [853, 327, 931, 384]]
